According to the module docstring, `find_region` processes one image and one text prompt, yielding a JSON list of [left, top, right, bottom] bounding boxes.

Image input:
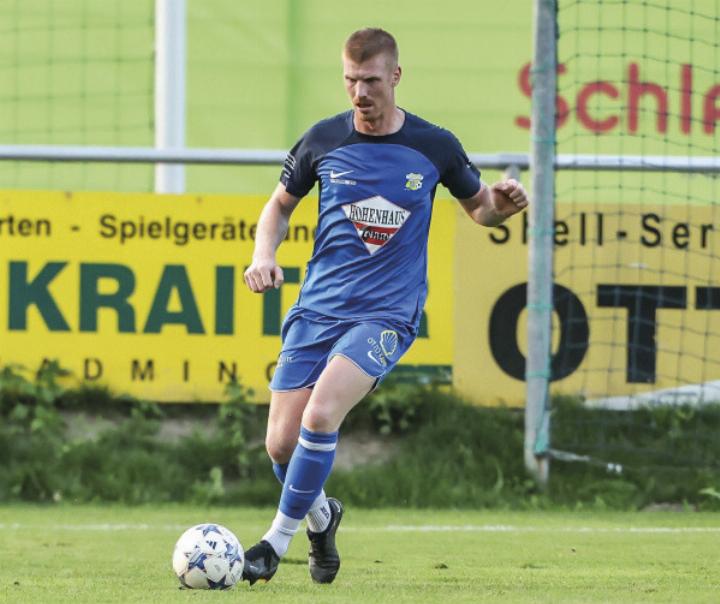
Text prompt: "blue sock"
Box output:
[[278, 427, 338, 520], [273, 461, 330, 512], [273, 459, 329, 518], [272, 462, 288, 484]]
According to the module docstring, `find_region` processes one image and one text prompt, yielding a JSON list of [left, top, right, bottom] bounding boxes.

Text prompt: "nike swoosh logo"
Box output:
[[367, 351, 385, 366], [288, 484, 314, 494], [330, 170, 353, 179]]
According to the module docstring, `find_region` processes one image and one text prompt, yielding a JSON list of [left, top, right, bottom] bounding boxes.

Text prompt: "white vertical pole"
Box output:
[[154, 0, 186, 193], [526, 0, 557, 488]]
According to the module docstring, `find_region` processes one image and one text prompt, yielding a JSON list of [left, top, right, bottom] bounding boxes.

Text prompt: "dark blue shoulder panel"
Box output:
[[280, 110, 481, 200], [395, 113, 482, 200], [280, 111, 354, 197]]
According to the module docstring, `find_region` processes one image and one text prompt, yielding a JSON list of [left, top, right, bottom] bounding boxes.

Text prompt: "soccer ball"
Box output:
[[172, 523, 245, 589]]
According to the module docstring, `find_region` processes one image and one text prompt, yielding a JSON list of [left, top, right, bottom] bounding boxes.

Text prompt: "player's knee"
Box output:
[[265, 435, 295, 464], [302, 403, 340, 433]]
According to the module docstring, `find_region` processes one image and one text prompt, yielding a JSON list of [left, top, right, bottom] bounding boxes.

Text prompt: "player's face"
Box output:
[[343, 52, 400, 123]]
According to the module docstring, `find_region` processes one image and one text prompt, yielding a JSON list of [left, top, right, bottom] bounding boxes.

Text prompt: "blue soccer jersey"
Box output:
[[280, 110, 481, 331]]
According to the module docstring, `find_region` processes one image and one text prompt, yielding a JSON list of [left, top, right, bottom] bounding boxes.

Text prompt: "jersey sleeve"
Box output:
[[280, 134, 317, 198], [440, 133, 482, 199]]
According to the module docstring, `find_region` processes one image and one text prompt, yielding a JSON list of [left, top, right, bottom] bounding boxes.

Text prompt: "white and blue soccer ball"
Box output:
[[172, 523, 245, 590]]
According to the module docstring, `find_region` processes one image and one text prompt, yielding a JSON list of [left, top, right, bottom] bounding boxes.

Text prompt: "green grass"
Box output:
[[0, 506, 719, 603]]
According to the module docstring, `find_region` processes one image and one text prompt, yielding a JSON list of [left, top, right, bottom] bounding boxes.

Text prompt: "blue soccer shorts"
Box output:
[[269, 306, 417, 391]]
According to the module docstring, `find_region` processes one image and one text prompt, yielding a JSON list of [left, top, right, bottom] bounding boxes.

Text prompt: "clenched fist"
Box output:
[[490, 178, 529, 219], [244, 258, 284, 293]]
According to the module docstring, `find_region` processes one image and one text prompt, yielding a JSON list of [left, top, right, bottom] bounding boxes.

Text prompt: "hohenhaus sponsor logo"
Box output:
[[342, 195, 410, 254], [346, 204, 408, 226]]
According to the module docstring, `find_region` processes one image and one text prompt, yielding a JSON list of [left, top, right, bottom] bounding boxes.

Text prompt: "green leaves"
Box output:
[[1, 361, 719, 510]]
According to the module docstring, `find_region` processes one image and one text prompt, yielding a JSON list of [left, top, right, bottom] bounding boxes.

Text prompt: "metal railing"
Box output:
[[0, 145, 718, 173]]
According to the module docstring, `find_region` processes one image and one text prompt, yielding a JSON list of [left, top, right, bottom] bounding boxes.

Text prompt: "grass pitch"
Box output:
[[0, 505, 718, 603]]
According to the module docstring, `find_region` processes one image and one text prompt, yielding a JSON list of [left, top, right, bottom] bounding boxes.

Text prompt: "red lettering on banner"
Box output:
[[703, 84, 720, 134], [514, 62, 569, 129], [515, 60, 718, 136], [628, 63, 668, 133], [576, 82, 620, 133], [680, 64, 692, 134]]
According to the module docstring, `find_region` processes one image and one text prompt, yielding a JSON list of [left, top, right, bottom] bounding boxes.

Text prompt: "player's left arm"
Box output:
[[457, 179, 529, 227]]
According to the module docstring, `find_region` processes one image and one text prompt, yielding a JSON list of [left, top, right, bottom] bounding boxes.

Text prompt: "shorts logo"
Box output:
[[342, 195, 411, 255], [367, 350, 385, 367], [405, 173, 423, 191], [380, 330, 398, 358], [276, 355, 293, 368], [367, 337, 388, 368]]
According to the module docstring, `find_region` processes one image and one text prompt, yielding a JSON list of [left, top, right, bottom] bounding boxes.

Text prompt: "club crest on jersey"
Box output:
[[342, 195, 411, 255], [405, 172, 423, 191]]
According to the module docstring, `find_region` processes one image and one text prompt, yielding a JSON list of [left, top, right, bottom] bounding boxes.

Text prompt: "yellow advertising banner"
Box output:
[[3, 190, 718, 405], [454, 200, 720, 407], [0, 190, 454, 402]]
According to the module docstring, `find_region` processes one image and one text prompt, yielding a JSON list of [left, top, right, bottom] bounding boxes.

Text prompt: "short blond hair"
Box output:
[[343, 28, 398, 65]]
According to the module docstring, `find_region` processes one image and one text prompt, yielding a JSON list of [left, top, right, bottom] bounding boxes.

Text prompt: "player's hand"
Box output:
[[490, 179, 529, 218], [244, 258, 284, 293]]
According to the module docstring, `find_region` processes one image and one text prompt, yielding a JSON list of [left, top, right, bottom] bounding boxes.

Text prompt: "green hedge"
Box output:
[[1, 362, 719, 509]]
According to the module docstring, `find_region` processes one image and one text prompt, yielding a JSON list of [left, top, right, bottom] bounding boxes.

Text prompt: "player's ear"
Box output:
[[392, 65, 402, 87]]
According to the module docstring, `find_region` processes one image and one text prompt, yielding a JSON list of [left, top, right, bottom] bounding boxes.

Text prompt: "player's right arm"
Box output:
[[244, 183, 302, 293], [246, 120, 320, 292]]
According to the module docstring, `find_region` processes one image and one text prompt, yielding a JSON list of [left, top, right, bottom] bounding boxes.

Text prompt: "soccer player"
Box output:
[[242, 27, 528, 585]]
